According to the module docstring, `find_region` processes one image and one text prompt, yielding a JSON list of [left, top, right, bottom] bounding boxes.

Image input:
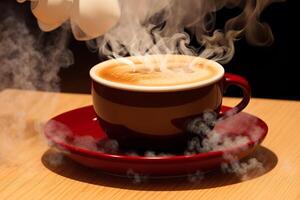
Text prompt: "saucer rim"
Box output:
[[44, 105, 268, 163]]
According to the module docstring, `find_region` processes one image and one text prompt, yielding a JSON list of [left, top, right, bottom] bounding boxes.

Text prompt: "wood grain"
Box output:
[[0, 89, 299, 200]]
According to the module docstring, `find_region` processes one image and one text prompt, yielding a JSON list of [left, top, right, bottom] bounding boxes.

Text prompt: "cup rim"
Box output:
[[90, 55, 225, 92]]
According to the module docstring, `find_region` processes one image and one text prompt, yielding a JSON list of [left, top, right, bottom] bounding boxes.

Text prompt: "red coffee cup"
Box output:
[[90, 55, 250, 151]]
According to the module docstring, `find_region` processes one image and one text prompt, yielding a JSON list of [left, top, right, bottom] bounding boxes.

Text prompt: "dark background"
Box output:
[[1, 0, 295, 100]]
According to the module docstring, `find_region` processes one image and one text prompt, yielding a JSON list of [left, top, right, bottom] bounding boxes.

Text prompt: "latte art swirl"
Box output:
[[96, 56, 220, 86], [97, 61, 218, 86]]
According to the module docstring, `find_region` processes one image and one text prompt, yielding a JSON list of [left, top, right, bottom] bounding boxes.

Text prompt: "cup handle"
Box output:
[[220, 73, 251, 118]]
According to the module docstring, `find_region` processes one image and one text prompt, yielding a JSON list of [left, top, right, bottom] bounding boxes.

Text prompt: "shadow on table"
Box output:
[[41, 146, 277, 191]]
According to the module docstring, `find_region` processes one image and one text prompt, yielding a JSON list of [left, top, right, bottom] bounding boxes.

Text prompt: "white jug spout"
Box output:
[[71, 0, 121, 40], [17, 0, 121, 40], [31, 0, 73, 31]]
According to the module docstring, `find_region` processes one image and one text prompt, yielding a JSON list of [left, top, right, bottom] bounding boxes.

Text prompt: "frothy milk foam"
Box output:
[[95, 55, 222, 87]]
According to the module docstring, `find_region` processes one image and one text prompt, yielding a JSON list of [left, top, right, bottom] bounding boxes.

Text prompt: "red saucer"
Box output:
[[44, 106, 268, 177]]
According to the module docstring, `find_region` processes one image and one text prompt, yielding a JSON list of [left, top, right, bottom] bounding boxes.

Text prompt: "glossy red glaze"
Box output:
[[222, 73, 251, 117], [91, 73, 251, 151], [44, 105, 267, 177]]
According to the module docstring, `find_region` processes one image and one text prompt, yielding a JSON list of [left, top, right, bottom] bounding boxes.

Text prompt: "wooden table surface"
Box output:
[[0, 89, 299, 200]]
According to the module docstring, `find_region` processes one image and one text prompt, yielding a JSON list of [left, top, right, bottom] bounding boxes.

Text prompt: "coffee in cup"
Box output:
[[97, 55, 220, 87]]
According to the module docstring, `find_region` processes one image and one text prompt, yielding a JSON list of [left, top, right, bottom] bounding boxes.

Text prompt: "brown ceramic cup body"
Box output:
[[90, 55, 251, 151]]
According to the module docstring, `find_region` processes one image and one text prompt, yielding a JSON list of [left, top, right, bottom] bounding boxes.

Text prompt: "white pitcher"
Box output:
[[18, 0, 121, 40]]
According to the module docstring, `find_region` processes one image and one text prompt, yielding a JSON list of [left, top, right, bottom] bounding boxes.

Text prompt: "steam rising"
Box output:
[[90, 0, 284, 64], [0, 8, 73, 91], [0, 4, 73, 164]]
